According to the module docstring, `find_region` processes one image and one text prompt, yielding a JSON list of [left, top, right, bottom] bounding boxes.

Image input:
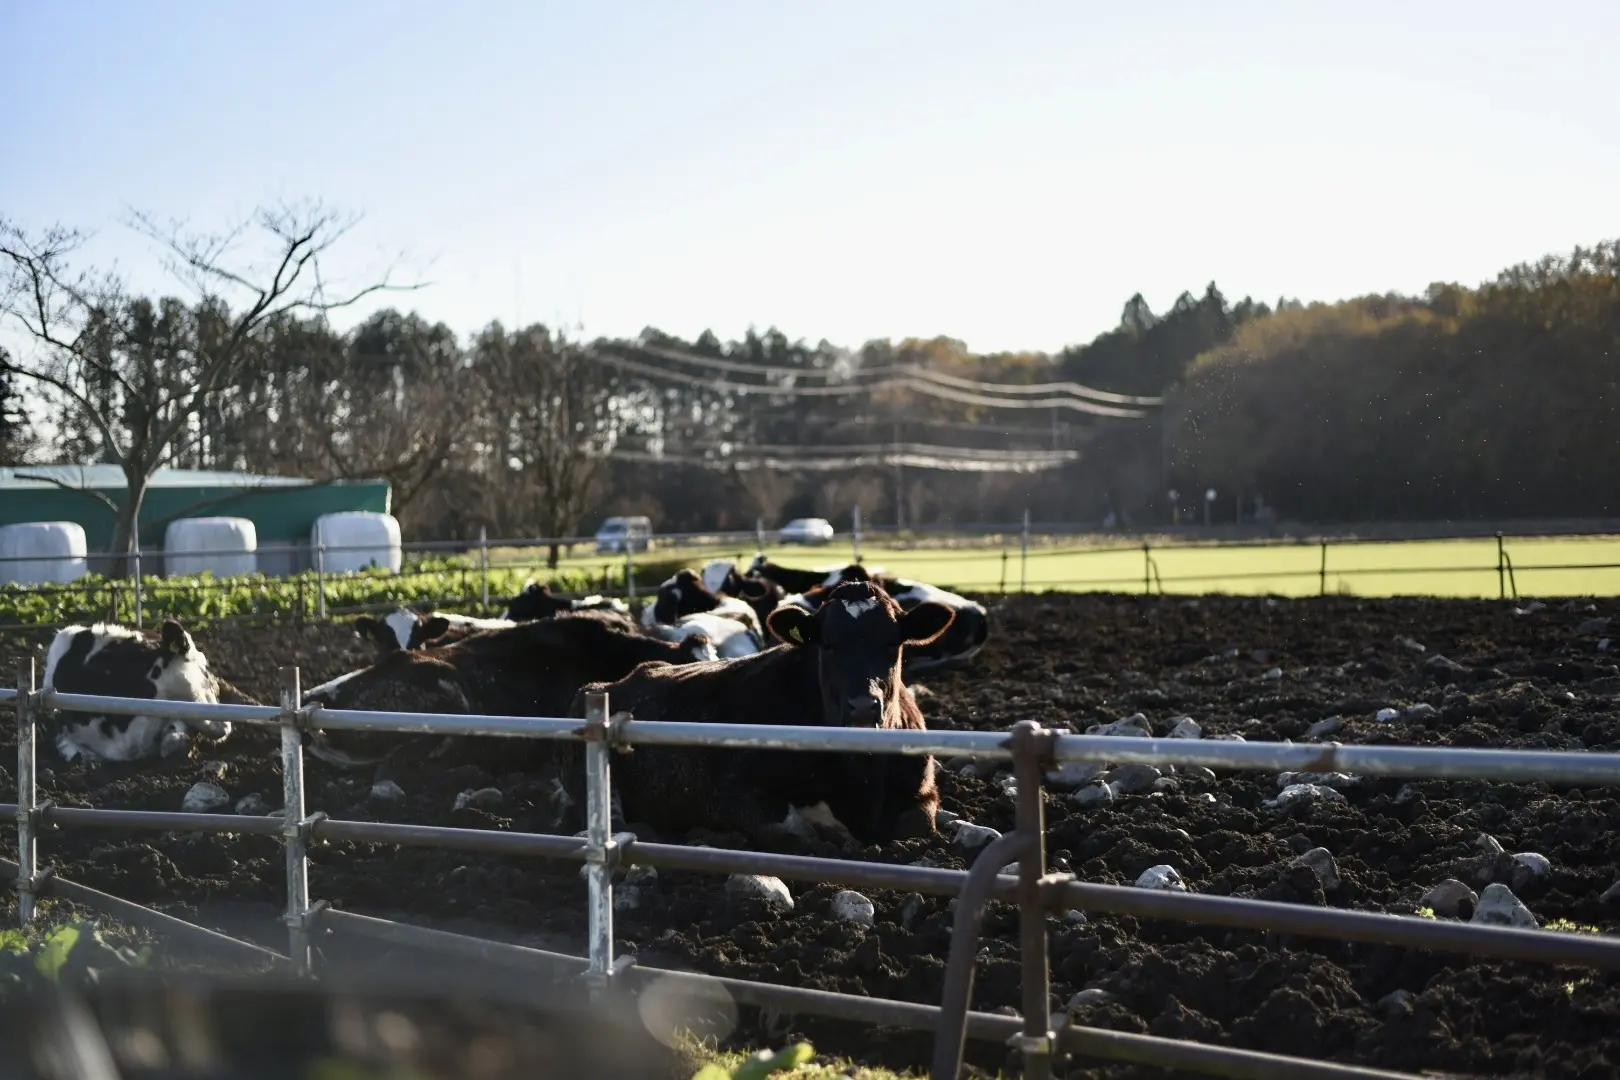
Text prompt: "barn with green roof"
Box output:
[[0, 465, 391, 575]]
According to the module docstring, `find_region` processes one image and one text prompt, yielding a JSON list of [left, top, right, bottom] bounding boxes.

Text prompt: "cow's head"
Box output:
[[352, 606, 426, 654], [503, 581, 575, 622], [650, 568, 716, 625], [765, 581, 954, 727]]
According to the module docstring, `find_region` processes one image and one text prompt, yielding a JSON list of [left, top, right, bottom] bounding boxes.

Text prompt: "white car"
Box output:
[[778, 517, 835, 545]]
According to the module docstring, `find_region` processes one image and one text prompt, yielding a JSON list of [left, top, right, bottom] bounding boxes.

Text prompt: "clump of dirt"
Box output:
[[3, 594, 1619, 1078]]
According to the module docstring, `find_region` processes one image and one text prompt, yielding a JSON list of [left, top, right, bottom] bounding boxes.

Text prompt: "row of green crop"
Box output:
[[0, 556, 695, 628]]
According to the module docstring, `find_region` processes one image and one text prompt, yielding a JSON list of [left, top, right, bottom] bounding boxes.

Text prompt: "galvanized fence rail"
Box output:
[[6, 671, 1620, 1079]]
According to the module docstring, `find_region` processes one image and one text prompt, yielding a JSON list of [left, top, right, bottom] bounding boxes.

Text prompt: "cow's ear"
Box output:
[[737, 577, 767, 599], [160, 619, 193, 656], [767, 605, 819, 647], [420, 616, 451, 643], [898, 602, 956, 648]]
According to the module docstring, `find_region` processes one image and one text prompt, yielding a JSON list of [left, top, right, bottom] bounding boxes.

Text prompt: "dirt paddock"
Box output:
[[3, 593, 1618, 1078]]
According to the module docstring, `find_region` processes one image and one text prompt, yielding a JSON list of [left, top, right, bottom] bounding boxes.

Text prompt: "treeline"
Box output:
[[1163, 243, 1620, 522], [6, 220, 1617, 542]]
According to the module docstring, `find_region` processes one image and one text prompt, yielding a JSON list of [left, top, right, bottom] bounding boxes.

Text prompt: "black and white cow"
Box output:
[[698, 559, 788, 626], [774, 572, 988, 673], [643, 568, 764, 659], [41, 620, 236, 763], [502, 581, 630, 622], [568, 581, 955, 847], [353, 607, 518, 656], [746, 555, 872, 596]]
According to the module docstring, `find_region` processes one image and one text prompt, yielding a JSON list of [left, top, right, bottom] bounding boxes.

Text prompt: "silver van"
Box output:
[[594, 515, 653, 554]]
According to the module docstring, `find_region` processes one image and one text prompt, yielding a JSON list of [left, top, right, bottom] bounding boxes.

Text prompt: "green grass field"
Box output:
[[503, 534, 1620, 600]]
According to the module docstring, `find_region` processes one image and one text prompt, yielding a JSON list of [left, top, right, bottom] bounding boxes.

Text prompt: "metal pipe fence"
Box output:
[[9, 672, 1620, 1078]]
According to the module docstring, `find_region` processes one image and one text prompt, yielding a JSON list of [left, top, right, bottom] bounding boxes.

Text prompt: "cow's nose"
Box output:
[[844, 694, 883, 725]]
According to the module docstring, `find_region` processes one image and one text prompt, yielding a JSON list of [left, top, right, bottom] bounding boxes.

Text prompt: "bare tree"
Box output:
[[470, 324, 617, 568], [0, 202, 417, 573]]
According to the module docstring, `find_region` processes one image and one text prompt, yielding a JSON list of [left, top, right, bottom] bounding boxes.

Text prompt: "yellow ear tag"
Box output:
[[789, 626, 803, 642]]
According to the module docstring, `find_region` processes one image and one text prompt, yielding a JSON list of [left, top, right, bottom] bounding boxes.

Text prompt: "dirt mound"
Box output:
[[4, 596, 1619, 1078]]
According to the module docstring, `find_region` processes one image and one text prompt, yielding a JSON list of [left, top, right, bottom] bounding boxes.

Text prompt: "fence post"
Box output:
[[315, 526, 328, 621], [1020, 509, 1030, 594], [1000, 550, 1009, 595], [1143, 541, 1152, 595], [1496, 532, 1506, 600], [1009, 721, 1054, 1080], [132, 535, 144, 630], [279, 666, 315, 975], [479, 526, 490, 614], [852, 506, 862, 565], [15, 659, 38, 926], [1319, 540, 1328, 597], [584, 691, 616, 997], [624, 543, 636, 603]]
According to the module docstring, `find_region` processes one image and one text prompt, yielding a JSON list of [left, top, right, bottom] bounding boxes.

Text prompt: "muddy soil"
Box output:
[[3, 595, 1619, 1078]]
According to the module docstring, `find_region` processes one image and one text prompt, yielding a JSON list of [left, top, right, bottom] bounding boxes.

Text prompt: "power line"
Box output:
[[590, 348, 1151, 418]]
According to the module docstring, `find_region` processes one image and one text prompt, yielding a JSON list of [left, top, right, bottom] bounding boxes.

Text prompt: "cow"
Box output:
[[503, 581, 630, 622], [643, 569, 763, 636], [353, 607, 517, 656], [776, 574, 988, 673], [567, 581, 956, 847], [746, 555, 871, 596], [303, 612, 719, 800], [40, 620, 238, 763], [305, 613, 719, 717], [645, 611, 762, 660], [698, 559, 787, 626]]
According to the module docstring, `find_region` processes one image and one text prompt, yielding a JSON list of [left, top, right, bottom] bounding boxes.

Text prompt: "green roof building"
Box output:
[[0, 465, 391, 575]]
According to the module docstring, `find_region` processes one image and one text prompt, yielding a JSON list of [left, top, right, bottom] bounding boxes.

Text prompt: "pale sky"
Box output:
[[3, 0, 1617, 355]]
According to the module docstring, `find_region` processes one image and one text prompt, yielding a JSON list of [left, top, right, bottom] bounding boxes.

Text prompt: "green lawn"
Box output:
[[498, 535, 1620, 599]]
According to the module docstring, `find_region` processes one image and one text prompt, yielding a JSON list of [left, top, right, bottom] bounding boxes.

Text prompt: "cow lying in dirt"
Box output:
[[567, 581, 956, 847], [41, 620, 242, 762]]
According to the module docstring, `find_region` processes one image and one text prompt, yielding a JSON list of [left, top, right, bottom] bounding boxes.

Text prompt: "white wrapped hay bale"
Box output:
[[313, 511, 402, 574], [164, 516, 258, 578], [0, 521, 89, 585]]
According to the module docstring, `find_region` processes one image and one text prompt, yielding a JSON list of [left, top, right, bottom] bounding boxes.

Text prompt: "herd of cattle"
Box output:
[[36, 556, 992, 847]]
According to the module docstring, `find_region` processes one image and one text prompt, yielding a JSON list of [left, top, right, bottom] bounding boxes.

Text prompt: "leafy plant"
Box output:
[[0, 557, 639, 628], [692, 1042, 816, 1080], [0, 920, 151, 993]]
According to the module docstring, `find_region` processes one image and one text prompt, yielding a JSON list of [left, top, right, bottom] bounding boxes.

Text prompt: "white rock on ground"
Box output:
[[1135, 865, 1188, 892], [1091, 716, 1152, 738], [1510, 852, 1552, 891], [725, 874, 794, 912], [1045, 762, 1107, 791], [1375, 708, 1402, 723], [1261, 667, 1283, 680], [1072, 783, 1114, 809], [1396, 636, 1427, 653], [453, 787, 505, 812], [951, 822, 1002, 851], [1169, 717, 1203, 739], [1067, 989, 1117, 1008], [1277, 771, 1357, 790], [1290, 847, 1342, 891], [1471, 883, 1537, 928], [1265, 784, 1347, 810], [1420, 879, 1479, 919], [1476, 833, 1506, 855], [370, 780, 406, 803], [1106, 764, 1162, 795], [831, 890, 876, 927], [1305, 716, 1344, 739], [182, 782, 230, 813], [233, 793, 270, 816]]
